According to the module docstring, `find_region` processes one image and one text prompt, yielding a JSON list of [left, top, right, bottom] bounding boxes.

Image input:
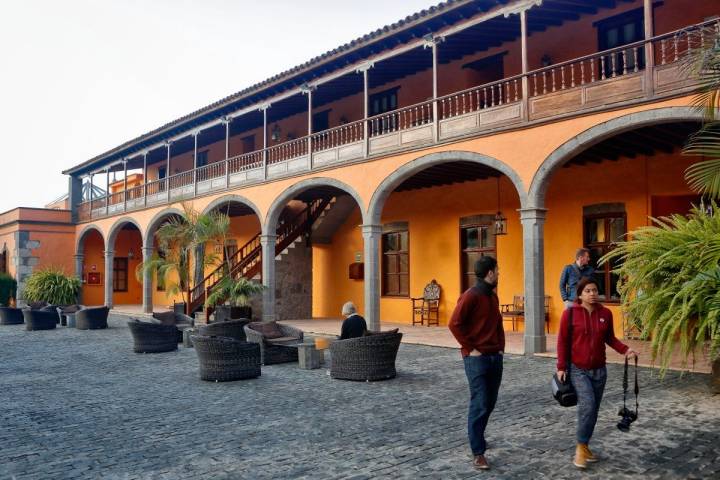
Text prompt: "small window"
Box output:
[[113, 257, 128, 292], [241, 135, 255, 153], [382, 229, 409, 297], [584, 213, 626, 302], [158, 167, 167, 179], [597, 8, 645, 76], [196, 150, 209, 168], [460, 223, 496, 292], [369, 88, 399, 116]]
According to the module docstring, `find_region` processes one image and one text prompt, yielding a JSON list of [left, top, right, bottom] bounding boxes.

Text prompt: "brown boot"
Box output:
[[473, 454, 490, 470], [581, 443, 598, 463], [574, 443, 588, 469]]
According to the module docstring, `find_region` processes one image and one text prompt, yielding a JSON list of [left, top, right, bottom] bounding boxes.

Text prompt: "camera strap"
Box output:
[[622, 355, 639, 415]]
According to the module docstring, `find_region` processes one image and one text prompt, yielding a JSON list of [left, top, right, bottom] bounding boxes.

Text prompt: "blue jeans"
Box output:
[[570, 364, 607, 444], [463, 354, 503, 455]]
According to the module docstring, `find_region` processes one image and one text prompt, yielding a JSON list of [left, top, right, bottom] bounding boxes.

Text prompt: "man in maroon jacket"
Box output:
[[448, 256, 505, 470]]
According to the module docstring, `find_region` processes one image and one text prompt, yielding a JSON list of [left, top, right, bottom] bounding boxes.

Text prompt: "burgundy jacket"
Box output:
[[448, 281, 505, 357], [557, 303, 628, 371]]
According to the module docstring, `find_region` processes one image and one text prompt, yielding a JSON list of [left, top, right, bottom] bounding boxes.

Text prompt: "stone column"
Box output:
[[520, 207, 548, 354], [361, 224, 382, 331], [260, 234, 277, 322], [104, 249, 114, 309], [74, 254, 84, 304], [142, 247, 154, 314]]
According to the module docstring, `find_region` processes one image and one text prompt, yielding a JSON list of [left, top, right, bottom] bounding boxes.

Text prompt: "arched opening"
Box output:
[[368, 152, 525, 331], [191, 196, 263, 320], [538, 120, 702, 336], [264, 179, 366, 322], [106, 220, 144, 309], [76, 226, 105, 306], [144, 209, 184, 313]]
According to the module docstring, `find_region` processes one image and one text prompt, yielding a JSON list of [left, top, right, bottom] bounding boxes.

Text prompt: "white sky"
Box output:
[[0, 0, 434, 212]]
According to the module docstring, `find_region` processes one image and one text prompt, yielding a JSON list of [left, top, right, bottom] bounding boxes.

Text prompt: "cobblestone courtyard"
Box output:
[[1, 316, 718, 480]]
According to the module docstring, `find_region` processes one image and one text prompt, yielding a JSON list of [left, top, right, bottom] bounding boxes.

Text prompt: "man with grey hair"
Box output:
[[340, 301, 367, 339], [559, 248, 594, 308]]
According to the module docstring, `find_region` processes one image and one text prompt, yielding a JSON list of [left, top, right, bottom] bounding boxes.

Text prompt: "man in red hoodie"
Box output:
[[448, 256, 504, 470]]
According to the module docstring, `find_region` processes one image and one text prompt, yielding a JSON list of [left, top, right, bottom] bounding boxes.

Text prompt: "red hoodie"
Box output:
[[556, 303, 628, 371]]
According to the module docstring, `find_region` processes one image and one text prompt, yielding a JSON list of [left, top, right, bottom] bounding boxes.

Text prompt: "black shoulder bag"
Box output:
[[551, 309, 577, 407]]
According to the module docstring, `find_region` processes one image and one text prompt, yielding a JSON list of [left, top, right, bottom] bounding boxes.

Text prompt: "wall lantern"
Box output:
[[494, 177, 507, 236], [270, 124, 282, 142]]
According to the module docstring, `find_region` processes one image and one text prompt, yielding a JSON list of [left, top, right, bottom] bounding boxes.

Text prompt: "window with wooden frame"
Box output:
[[382, 224, 409, 297], [369, 87, 399, 135], [460, 220, 496, 293], [596, 8, 645, 77], [196, 150, 209, 168], [584, 211, 626, 302], [113, 257, 128, 292]]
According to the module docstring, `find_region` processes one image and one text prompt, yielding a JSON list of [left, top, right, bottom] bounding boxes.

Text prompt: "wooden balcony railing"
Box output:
[[75, 18, 718, 222]]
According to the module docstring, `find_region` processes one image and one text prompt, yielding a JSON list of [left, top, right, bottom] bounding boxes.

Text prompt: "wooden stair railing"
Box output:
[[186, 197, 333, 316]]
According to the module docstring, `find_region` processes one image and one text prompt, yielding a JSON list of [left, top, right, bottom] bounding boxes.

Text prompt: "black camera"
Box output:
[[617, 407, 637, 432]]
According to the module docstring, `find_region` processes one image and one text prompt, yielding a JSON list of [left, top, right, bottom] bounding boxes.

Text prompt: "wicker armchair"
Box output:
[[244, 322, 304, 365], [192, 335, 261, 382], [128, 319, 178, 353], [330, 331, 403, 381], [23, 309, 58, 331], [198, 318, 250, 342], [0, 307, 24, 325], [76, 306, 109, 330], [152, 311, 194, 342]]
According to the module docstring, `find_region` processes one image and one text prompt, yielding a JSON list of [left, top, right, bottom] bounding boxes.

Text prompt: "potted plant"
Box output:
[[205, 275, 265, 322], [23, 268, 81, 305], [0, 273, 17, 307]]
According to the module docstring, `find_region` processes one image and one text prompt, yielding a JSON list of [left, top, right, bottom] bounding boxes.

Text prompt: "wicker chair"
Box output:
[[76, 306, 109, 330], [23, 309, 58, 331], [0, 307, 24, 325], [152, 311, 194, 342], [192, 335, 261, 382], [198, 318, 250, 342], [128, 319, 178, 353], [330, 331, 403, 381], [244, 322, 304, 365]]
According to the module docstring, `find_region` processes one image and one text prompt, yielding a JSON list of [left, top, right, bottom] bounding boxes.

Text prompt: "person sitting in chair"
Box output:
[[340, 301, 367, 339]]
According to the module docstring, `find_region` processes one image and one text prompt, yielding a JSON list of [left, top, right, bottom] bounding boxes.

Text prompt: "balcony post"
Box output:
[[303, 85, 313, 170], [643, 0, 655, 98], [122, 159, 128, 211], [142, 152, 148, 206], [105, 168, 110, 216], [89, 173, 94, 216], [165, 141, 171, 203], [224, 117, 231, 189], [193, 131, 199, 197], [520, 9, 529, 120], [262, 105, 268, 180], [424, 35, 440, 142], [356, 63, 372, 157]]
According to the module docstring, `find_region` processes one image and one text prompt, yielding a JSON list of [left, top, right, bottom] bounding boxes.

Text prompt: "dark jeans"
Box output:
[[570, 364, 607, 444], [463, 354, 503, 455]]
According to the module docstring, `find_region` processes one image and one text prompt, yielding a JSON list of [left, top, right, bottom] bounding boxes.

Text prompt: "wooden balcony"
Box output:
[[77, 19, 716, 223]]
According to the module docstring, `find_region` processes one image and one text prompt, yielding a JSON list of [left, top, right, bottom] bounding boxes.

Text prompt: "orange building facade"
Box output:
[[50, 0, 718, 353]]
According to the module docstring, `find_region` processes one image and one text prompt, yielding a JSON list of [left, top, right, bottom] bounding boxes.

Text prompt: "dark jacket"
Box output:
[[448, 280, 505, 357], [340, 314, 367, 339], [559, 263, 595, 301], [556, 303, 628, 371]]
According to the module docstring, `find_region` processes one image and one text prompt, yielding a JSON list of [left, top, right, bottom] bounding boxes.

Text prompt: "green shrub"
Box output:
[[0, 273, 16, 306], [23, 268, 81, 305]]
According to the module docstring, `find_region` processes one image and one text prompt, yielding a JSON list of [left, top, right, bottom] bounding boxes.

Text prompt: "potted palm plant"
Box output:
[[205, 276, 265, 322]]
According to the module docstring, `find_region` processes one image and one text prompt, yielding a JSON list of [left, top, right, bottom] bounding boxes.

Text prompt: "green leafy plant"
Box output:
[[136, 203, 229, 305], [683, 27, 720, 198], [23, 268, 81, 305], [205, 276, 265, 308], [0, 273, 17, 306], [601, 203, 720, 373]]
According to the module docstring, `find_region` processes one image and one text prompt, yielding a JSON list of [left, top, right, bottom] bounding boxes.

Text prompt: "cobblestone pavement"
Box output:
[[1, 316, 718, 480]]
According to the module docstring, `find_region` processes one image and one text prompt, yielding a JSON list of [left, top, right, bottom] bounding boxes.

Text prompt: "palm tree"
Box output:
[[683, 27, 720, 198], [137, 203, 229, 307]]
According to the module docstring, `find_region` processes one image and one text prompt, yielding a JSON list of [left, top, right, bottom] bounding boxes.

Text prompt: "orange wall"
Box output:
[[312, 176, 523, 326], [81, 230, 105, 306], [544, 149, 698, 333]]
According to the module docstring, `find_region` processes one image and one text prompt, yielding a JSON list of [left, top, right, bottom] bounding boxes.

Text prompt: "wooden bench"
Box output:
[[500, 295, 551, 333]]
